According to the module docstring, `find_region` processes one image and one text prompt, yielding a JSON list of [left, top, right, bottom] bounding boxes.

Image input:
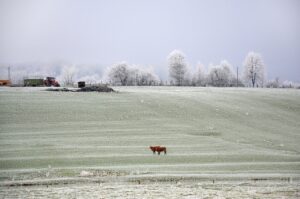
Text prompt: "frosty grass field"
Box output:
[[0, 86, 299, 198]]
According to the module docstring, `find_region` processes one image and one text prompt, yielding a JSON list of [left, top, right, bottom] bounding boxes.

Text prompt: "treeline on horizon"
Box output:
[[1, 50, 298, 89], [105, 50, 297, 88]]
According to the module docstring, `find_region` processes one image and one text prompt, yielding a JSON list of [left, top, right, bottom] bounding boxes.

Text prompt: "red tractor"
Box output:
[[44, 77, 60, 87]]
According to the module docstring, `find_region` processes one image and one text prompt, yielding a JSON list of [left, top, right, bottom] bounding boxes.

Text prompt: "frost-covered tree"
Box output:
[[180, 65, 192, 86], [107, 62, 130, 86], [266, 77, 280, 88], [243, 52, 265, 87], [127, 67, 139, 86], [136, 68, 159, 86], [120, 66, 159, 86], [106, 63, 160, 86], [192, 63, 206, 86], [207, 60, 234, 87], [167, 50, 188, 86], [282, 80, 294, 88], [220, 60, 236, 86], [208, 66, 223, 87]]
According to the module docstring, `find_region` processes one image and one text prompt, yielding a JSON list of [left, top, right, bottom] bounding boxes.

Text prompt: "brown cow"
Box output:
[[149, 146, 160, 154], [149, 146, 167, 155]]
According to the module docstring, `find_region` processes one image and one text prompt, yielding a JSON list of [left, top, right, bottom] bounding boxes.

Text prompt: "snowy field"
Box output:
[[1, 181, 299, 199], [0, 86, 299, 198]]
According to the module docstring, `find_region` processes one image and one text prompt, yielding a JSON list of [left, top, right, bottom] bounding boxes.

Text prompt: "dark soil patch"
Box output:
[[78, 85, 114, 92], [46, 85, 115, 92]]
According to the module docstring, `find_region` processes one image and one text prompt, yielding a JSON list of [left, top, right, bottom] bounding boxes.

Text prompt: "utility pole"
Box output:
[[236, 67, 239, 87], [8, 66, 11, 81]]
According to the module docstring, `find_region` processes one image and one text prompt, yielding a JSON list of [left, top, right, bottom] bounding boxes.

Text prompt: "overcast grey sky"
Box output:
[[0, 0, 300, 81]]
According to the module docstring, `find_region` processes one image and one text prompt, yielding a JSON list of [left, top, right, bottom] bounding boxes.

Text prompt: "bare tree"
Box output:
[[167, 50, 188, 86], [243, 52, 265, 87], [78, 74, 101, 85], [61, 66, 77, 86]]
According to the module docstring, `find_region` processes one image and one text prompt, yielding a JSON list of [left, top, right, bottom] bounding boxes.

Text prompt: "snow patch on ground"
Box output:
[[79, 170, 93, 177]]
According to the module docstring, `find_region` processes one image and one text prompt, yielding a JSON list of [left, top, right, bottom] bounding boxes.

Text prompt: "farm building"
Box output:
[[78, 81, 85, 88], [0, 80, 11, 86]]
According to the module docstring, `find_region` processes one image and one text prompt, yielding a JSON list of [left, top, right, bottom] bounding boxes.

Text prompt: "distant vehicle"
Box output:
[[24, 77, 60, 87], [24, 78, 44, 87], [44, 77, 60, 87]]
